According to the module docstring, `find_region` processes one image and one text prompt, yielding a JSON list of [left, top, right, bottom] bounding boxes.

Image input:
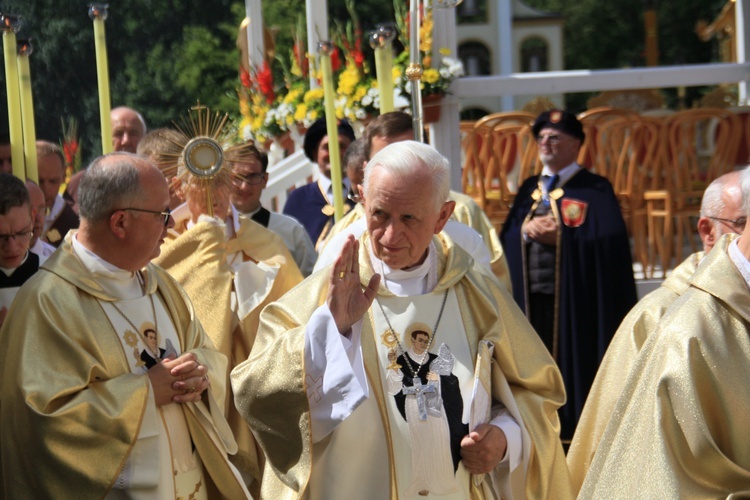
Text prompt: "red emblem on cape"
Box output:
[[550, 110, 562, 123], [561, 198, 588, 227]]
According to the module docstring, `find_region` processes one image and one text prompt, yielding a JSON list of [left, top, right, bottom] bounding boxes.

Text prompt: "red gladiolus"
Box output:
[[63, 140, 78, 165], [331, 47, 342, 72], [257, 61, 275, 104], [240, 67, 251, 88]]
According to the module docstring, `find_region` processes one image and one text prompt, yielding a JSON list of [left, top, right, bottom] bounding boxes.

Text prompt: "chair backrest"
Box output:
[[487, 123, 539, 200], [662, 108, 741, 193], [593, 115, 661, 210], [576, 107, 640, 171], [462, 112, 536, 209]]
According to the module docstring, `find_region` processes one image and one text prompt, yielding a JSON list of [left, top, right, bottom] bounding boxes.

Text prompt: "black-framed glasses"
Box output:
[[232, 173, 266, 186], [118, 207, 172, 226], [0, 229, 34, 246], [707, 215, 747, 232]]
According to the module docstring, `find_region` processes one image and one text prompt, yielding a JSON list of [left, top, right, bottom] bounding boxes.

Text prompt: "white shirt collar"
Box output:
[[317, 175, 351, 205], [541, 162, 580, 187], [72, 233, 144, 299]]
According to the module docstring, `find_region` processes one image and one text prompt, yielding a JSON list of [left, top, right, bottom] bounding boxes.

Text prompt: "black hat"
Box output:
[[303, 117, 356, 162], [532, 110, 585, 143]]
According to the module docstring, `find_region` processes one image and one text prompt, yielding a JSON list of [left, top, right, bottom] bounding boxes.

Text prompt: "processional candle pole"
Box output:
[[0, 13, 25, 179], [17, 38, 38, 183], [371, 24, 397, 114], [318, 41, 346, 222], [89, 4, 113, 155], [406, 0, 425, 142]]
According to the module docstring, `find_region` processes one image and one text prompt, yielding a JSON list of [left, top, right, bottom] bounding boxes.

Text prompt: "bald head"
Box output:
[[111, 107, 147, 153], [77, 153, 172, 271], [697, 169, 745, 252]]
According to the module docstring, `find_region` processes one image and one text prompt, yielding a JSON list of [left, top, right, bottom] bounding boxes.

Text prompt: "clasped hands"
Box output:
[[147, 352, 209, 406], [523, 213, 558, 246]]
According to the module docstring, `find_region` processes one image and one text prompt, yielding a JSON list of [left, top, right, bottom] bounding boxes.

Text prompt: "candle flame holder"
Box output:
[[369, 24, 396, 50], [0, 13, 22, 33], [17, 38, 32, 57], [88, 4, 109, 21]]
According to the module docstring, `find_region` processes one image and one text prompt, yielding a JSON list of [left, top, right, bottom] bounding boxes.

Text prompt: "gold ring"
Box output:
[[339, 271, 346, 279], [187, 388, 195, 393]]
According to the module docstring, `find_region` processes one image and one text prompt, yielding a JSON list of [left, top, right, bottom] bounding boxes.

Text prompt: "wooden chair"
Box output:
[[482, 122, 539, 224], [461, 112, 535, 213], [589, 115, 664, 275], [576, 107, 639, 172], [644, 108, 742, 274]]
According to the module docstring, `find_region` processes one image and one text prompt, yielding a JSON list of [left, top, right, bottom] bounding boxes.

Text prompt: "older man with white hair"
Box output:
[[232, 141, 572, 499], [567, 168, 746, 493], [578, 166, 750, 497]]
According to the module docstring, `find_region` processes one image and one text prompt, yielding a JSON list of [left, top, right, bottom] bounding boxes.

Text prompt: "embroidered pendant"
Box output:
[[402, 379, 437, 421]]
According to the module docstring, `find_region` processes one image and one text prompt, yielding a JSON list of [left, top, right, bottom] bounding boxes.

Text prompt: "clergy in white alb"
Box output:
[[231, 141, 572, 500]]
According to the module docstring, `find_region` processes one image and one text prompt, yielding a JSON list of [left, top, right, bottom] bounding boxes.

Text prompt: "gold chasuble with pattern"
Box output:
[[155, 215, 303, 488], [231, 232, 571, 499], [0, 235, 248, 499], [579, 235, 750, 497], [567, 249, 704, 493]]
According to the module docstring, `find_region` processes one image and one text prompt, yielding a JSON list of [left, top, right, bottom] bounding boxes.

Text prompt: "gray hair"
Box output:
[[700, 175, 731, 218], [363, 140, 450, 212], [742, 165, 750, 216], [78, 153, 146, 222]]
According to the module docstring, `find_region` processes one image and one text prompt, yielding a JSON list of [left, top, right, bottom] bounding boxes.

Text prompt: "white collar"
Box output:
[[368, 239, 438, 296], [0, 251, 28, 277], [72, 233, 144, 300], [45, 195, 65, 223], [729, 238, 750, 288]]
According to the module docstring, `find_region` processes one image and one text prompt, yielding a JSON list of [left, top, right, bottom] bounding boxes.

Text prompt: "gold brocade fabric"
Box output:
[[566, 249, 704, 494], [0, 235, 247, 499], [448, 191, 512, 293], [579, 234, 750, 497], [231, 231, 572, 499], [155, 217, 303, 488]]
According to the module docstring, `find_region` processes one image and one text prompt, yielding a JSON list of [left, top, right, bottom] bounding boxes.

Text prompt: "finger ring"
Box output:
[[187, 387, 195, 393], [339, 271, 346, 279]]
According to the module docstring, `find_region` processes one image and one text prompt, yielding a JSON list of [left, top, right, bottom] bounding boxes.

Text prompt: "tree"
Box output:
[[0, 0, 244, 165]]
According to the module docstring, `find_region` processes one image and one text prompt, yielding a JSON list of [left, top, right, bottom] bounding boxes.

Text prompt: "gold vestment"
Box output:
[[0, 236, 247, 499], [579, 234, 750, 497], [231, 232, 572, 499], [155, 216, 303, 487], [567, 249, 703, 493]]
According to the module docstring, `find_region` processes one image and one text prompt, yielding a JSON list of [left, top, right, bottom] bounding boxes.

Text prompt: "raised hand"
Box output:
[[327, 235, 381, 334]]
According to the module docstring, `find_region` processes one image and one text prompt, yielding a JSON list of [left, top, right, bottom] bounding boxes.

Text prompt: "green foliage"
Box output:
[[522, 0, 727, 109]]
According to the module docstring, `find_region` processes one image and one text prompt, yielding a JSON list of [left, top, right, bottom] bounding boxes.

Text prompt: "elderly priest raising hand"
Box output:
[[232, 141, 572, 500]]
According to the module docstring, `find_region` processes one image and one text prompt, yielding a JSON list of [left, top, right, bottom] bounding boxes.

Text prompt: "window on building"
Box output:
[[456, 0, 487, 24], [458, 41, 491, 76], [521, 36, 549, 72]]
